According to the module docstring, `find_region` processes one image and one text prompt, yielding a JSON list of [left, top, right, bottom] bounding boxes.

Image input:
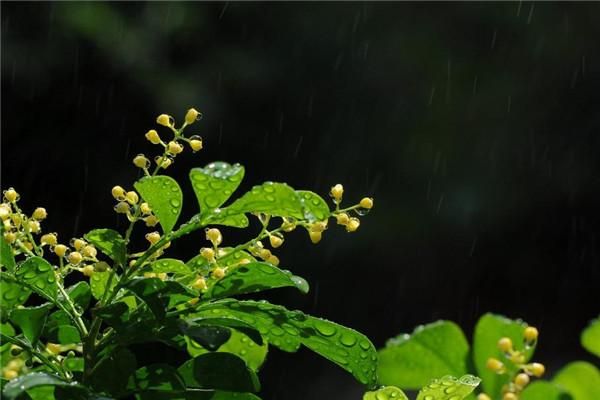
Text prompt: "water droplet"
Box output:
[[314, 320, 337, 337], [270, 326, 284, 336], [444, 387, 457, 394], [291, 275, 309, 293], [339, 333, 357, 347], [359, 340, 371, 350], [354, 207, 370, 216], [170, 199, 181, 208]]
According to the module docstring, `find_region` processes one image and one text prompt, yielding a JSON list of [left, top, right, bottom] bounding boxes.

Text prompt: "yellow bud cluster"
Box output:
[[206, 228, 222, 246]]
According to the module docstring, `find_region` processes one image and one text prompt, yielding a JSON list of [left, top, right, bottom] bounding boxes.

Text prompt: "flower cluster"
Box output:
[[111, 185, 158, 228], [1, 188, 48, 256], [479, 326, 544, 400]]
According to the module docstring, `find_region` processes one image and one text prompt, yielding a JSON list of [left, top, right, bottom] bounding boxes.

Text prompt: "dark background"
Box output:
[[2, 2, 600, 399]]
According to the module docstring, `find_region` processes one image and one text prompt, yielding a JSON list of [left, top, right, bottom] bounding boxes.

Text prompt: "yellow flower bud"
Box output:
[[145, 129, 161, 144], [189, 136, 203, 152], [498, 337, 513, 352], [68, 251, 83, 265], [3, 369, 18, 380], [530, 362, 545, 377], [145, 231, 161, 245], [192, 277, 208, 291], [156, 114, 174, 127], [54, 244, 68, 257], [336, 213, 350, 225], [70, 238, 86, 251], [3, 188, 19, 203], [32, 207, 47, 220], [114, 201, 130, 214], [269, 234, 284, 248], [154, 156, 172, 169], [486, 357, 504, 373], [267, 255, 280, 266], [502, 393, 517, 400], [3, 231, 16, 244], [310, 221, 328, 232], [157, 272, 168, 281], [0, 203, 11, 220], [10, 214, 22, 227], [524, 326, 538, 342], [46, 343, 62, 355], [167, 141, 184, 155], [477, 394, 492, 400], [330, 184, 344, 201], [82, 265, 94, 277], [82, 245, 97, 258], [510, 352, 525, 364], [41, 233, 58, 246], [111, 185, 126, 200], [28, 220, 41, 233], [144, 215, 159, 227], [212, 267, 226, 279], [125, 191, 139, 205], [133, 154, 150, 169], [185, 108, 201, 125], [200, 247, 215, 262], [309, 230, 322, 244], [281, 218, 296, 232], [359, 197, 374, 209], [258, 248, 272, 260], [140, 202, 152, 215], [346, 218, 360, 232], [514, 373, 530, 388], [206, 228, 222, 246]]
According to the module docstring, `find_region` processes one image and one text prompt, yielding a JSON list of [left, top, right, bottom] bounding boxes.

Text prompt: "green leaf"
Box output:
[[363, 386, 409, 400], [206, 262, 309, 299], [151, 258, 191, 275], [124, 278, 168, 319], [56, 325, 81, 344], [90, 347, 136, 397], [181, 324, 231, 351], [90, 270, 117, 300], [84, 229, 127, 267], [177, 353, 260, 392], [0, 225, 16, 271], [521, 381, 572, 400], [94, 301, 130, 329], [64, 282, 92, 310], [15, 257, 57, 301], [2, 372, 88, 400], [127, 364, 185, 394], [186, 329, 268, 371], [473, 313, 534, 398], [378, 321, 469, 389], [10, 304, 53, 345], [581, 316, 600, 358], [194, 299, 378, 386], [190, 162, 245, 213], [135, 175, 183, 234], [553, 361, 600, 400], [0, 279, 31, 310], [185, 317, 263, 346], [416, 375, 481, 400], [295, 190, 330, 222]]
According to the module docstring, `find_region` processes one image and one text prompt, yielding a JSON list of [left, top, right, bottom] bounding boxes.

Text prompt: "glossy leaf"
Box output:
[[0, 225, 16, 271], [10, 304, 53, 345], [151, 258, 191, 275], [90, 347, 137, 397], [473, 313, 534, 398], [15, 257, 57, 301], [194, 299, 378, 386], [416, 375, 481, 400], [56, 325, 81, 344], [2, 372, 88, 400], [190, 162, 245, 213], [378, 320, 469, 389], [90, 270, 117, 300], [553, 361, 600, 400], [135, 175, 183, 234], [296, 190, 330, 222], [84, 228, 127, 266], [206, 262, 309, 299], [180, 324, 231, 351], [185, 317, 263, 346], [186, 329, 268, 371], [521, 381, 572, 400], [0, 279, 31, 310], [581, 316, 600, 358], [177, 353, 260, 392], [65, 281, 92, 310], [363, 386, 409, 400]]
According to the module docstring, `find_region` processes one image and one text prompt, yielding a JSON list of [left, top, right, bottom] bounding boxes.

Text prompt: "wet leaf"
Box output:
[[84, 229, 127, 267], [295, 190, 330, 222], [416, 375, 481, 400], [363, 386, 409, 400], [0, 278, 31, 310], [177, 353, 260, 392], [15, 257, 57, 301], [151, 258, 191, 275], [135, 175, 183, 234], [2, 372, 88, 400], [553, 361, 600, 400], [10, 304, 53, 345], [378, 321, 469, 389], [180, 324, 231, 351], [189, 162, 245, 213], [64, 281, 92, 310], [581, 316, 600, 358], [520, 381, 572, 400], [90, 270, 117, 300]]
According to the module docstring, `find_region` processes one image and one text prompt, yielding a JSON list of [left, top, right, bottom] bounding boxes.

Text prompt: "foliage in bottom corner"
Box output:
[[376, 313, 600, 400], [0, 107, 378, 399]]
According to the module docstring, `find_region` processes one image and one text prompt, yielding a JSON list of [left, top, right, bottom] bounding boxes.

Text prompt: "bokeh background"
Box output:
[[2, 2, 600, 398]]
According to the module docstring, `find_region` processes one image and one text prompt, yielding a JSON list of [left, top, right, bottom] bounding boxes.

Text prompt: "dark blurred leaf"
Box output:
[[10, 304, 53, 345], [2, 372, 88, 400], [90, 347, 136, 397], [177, 353, 260, 392]]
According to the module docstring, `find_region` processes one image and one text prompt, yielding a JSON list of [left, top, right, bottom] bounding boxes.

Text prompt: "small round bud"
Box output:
[[212, 267, 226, 279], [82, 245, 97, 258], [514, 373, 530, 388], [156, 114, 174, 127], [114, 201, 130, 214], [359, 197, 374, 209], [530, 362, 545, 377], [200, 247, 215, 262], [111, 185, 126, 200], [140, 202, 152, 215], [157, 272, 168, 281], [0, 203, 11, 220], [32, 207, 47, 220], [524, 326, 538, 342], [185, 108, 201, 125], [82, 265, 94, 277], [267, 255, 280, 266], [336, 213, 350, 225], [192, 277, 207, 291], [10, 214, 22, 227], [309, 231, 322, 244], [269, 234, 284, 248], [346, 218, 360, 232], [145, 231, 161, 245], [70, 238, 86, 251], [258, 248, 272, 260], [46, 343, 62, 355], [145, 129, 161, 144], [502, 393, 517, 400], [330, 184, 344, 201], [281, 218, 296, 232], [154, 155, 173, 169], [144, 215, 159, 227], [3, 369, 18, 380], [477, 394, 492, 400], [144, 272, 157, 278], [133, 154, 150, 169], [41, 233, 58, 246], [498, 337, 513, 352], [125, 191, 139, 205], [167, 141, 184, 155], [310, 221, 328, 233], [94, 261, 109, 272], [189, 136, 203, 152], [54, 244, 68, 257], [3, 188, 19, 203], [486, 358, 504, 373], [28, 220, 41, 233], [3, 231, 17, 243], [510, 352, 525, 364], [68, 251, 83, 265], [206, 228, 222, 246]]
